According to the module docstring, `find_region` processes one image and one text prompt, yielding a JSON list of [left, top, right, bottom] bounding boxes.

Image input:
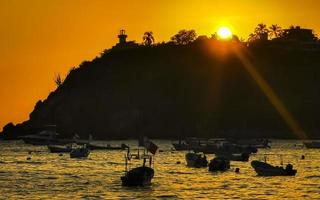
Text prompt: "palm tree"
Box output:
[[248, 23, 269, 42], [255, 23, 269, 35], [143, 31, 155, 46], [269, 24, 283, 39], [54, 73, 63, 87]]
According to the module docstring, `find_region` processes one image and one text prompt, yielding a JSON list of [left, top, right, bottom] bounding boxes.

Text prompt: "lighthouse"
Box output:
[[118, 29, 127, 44]]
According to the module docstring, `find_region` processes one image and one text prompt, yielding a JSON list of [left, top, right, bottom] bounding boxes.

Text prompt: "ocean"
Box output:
[[0, 140, 319, 199]]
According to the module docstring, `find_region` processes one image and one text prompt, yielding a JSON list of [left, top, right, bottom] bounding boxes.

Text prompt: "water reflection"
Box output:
[[0, 140, 319, 199]]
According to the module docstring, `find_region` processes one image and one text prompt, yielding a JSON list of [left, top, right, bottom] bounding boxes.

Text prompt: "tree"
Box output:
[[142, 31, 155, 46], [54, 73, 63, 87], [248, 23, 269, 42], [170, 29, 197, 45], [269, 24, 283, 39]]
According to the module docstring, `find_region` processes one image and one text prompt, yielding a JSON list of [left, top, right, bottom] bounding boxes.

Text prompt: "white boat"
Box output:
[[48, 144, 73, 153], [215, 152, 250, 162], [20, 125, 72, 145], [70, 145, 90, 158], [185, 152, 208, 167], [251, 160, 297, 176], [303, 141, 320, 148]]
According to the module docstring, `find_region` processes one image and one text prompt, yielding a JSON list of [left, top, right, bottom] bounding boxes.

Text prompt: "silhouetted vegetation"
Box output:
[[142, 32, 155, 46], [170, 29, 197, 45], [2, 25, 320, 140], [54, 73, 63, 87]]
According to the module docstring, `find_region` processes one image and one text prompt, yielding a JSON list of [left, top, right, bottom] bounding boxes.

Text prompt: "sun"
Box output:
[[217, 27, 232, 39]]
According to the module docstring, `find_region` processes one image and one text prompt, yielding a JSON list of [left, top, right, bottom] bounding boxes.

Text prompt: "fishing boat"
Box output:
[[20, 125, 74, 145], [172, 137, 257, 154], [208, 157, 230, 172], [185, 152, 208, 167], [215, 152, 250, 162], [231, 138, 271, 149], [70, 145, 90, 158], [86, 143, 129, 150], [121, 137, 158, 187], [251, 160, 297, 176], [303, 141, 320, 149], [47, 144, 73, 153], [121, 156, 154, 186]]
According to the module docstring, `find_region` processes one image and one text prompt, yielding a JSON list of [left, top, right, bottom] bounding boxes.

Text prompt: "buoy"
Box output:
[[235, 168, 240, 173], [27, 157, 31, 160], [301, 155, 305, 160]]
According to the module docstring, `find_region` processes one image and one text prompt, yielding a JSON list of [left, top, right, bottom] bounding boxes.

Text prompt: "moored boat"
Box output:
[[70, 145, 90, 158], [86, 143, 129, 150], [121, 157, 154, 186], [185, 152, 208, 167], [215, 152, 250, 162], [208, 157, 230, 172], [251, 160, 297, 176], [121, 137, 158, 187], [48, 144, 73, 153], [303, 141, 320, 149]]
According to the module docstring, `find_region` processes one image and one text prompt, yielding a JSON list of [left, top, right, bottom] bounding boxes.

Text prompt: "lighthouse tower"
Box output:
[[118, 29, 127, 44]]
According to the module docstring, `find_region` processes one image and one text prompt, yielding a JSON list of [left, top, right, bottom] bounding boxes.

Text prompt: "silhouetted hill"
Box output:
[[2, 38, 320, 139]]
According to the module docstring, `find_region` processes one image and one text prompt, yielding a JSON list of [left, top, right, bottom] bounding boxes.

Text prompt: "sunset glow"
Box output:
[[217, 27, 232, 39]]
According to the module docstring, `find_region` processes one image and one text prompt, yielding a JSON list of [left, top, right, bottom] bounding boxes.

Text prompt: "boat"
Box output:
[[47, 144, 73, 153], [172, 137, 257, 154], [185, 152, 208, 167], [20, 125, 73, 145], [70, 145, 90, 158], [208, 157, 230, 172], [86, 143, 129, 150], [121, 137, 158, 187], [251, 160, 297, 176], [303, 141, 320, 149], [121, 156, 154, 186], [215, 152, 250, 162], [231, 138, 271, 149]]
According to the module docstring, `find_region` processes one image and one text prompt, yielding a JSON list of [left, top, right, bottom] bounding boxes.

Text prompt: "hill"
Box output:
[[2, 38, 320, 139]]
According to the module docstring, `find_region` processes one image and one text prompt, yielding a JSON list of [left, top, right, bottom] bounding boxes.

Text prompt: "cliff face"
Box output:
[[3, 39, 320, 139]]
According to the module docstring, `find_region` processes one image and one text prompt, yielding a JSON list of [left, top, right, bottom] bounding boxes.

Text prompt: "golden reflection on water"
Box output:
[[0, 140, 319, 199]]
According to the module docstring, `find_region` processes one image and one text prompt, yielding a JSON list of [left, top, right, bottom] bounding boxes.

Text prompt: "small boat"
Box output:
[[251, 160, 297, 176], [185, 152, 208, 168], [121, 137, 158, 187], [172, 137, 257, 154], [208, 157, 230, 172], [48, 144, 73, 153], [121, 157, 154, 187], [20, 125, 74, 145], [231, 138, 271, 149], [86, 143, 129, 150], [303, 141, 320, 149], [70, 145, 90, 158], [215, 152, 250, 162]]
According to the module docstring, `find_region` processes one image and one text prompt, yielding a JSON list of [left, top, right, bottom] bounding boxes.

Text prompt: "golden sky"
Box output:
[[1, 0, 320, 129]]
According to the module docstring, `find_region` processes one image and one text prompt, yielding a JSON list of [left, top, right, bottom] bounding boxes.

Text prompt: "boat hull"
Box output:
[[121, 166, 154, 186], [70, 148, 90, 158], [48, 145, 72, 153], [251, 161, 297, 176]]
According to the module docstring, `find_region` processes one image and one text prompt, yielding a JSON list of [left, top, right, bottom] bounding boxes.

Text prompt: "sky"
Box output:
[[1, 0, 320, 129]]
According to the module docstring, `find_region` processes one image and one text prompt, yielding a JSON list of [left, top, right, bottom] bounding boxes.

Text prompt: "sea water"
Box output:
[[0, 140, 319, 199]]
